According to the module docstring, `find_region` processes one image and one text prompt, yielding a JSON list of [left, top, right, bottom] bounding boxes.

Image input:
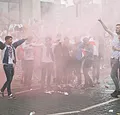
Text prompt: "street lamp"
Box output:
[[7, 0, 10, 34], [19, 0, 22, 23], [73, 0, 81, 17]]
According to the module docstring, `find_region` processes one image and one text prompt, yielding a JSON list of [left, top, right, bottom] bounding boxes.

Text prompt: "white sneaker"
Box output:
[[8, 94, 16, 99], [0, 91, 4, 97]]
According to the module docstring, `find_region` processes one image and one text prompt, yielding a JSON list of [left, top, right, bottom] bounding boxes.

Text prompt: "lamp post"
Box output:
[[73, 0, 81, 17], [7, 0, 10, 35], [19, 0, 22, 23]]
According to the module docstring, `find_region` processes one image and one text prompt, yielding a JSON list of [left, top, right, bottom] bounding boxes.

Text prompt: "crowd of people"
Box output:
[[0, 19, 113, 99], [18, 35, 101, 91]]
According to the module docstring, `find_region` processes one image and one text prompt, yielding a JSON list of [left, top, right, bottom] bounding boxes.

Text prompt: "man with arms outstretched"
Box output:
[[0, 36, 27, 99]]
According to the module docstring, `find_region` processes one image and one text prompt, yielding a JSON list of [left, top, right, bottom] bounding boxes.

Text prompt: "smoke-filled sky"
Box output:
[[61, 0, 101, 6], [93, 0, 101, 4]]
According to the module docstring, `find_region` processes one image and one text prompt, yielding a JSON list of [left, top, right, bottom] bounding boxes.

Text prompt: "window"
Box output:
[[0, 0, 20, 30], [40, 1, 54, 18]]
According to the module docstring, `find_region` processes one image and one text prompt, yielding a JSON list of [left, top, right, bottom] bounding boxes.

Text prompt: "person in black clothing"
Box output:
[[54, 39, 63, 85], [0, 36, 27, 99], [62, 37, 70, 84]]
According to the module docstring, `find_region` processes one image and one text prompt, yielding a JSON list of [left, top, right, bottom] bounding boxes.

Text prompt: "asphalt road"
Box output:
[[0, 68, 120, 115], [0, 83, 119, 115]]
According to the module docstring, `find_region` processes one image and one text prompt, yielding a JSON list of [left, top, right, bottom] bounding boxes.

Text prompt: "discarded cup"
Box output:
[[109, 110, 113, 112], [64, 92, 69, 95], [45, 91, 52, 94], [29, 111, 35, 115]]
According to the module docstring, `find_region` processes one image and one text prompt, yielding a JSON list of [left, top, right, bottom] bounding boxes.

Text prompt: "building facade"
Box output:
[[0, 0, 41, 26]]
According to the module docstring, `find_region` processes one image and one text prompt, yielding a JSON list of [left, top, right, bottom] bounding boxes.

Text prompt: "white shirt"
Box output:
[[1, 45, 15, 64], [8, 46, 14, 64], [23, 43, 34, 60], [111, 33, 120, 59]]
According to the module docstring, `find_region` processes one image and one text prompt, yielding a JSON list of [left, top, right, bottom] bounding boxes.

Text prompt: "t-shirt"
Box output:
[[8, 46, 14, 64], [1, 45, 15, 64], [23, 43, 34, 60], [111, 33, 120, 59]]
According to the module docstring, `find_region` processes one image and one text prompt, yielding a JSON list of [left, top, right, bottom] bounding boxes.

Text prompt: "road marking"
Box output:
[[15, 88, 41, 95], [2, 87, 119, 115], [47, 98, 120, 115], [47, 111, 80, 115], [81, 98, 119, 112], [3, 88, 41, 96]]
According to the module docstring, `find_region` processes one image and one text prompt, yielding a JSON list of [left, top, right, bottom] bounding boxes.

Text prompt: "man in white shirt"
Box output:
[[0, 36, 26, 99], [98, 19, 120, 98], [23, 37, 34, 89]]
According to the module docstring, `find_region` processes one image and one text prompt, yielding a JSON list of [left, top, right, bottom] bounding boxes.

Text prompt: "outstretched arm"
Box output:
[[98, 19, 113, 37], [12, 39, 27, 49]]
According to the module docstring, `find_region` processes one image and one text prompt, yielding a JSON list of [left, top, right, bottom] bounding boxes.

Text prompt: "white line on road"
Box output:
[[47, 111, 80, 115], [81, 98, 119, 112], [15, 88, 41, 95], [2, 87, 120, 115], [47, 98, 120, 115], [3, 88, 41, 96]]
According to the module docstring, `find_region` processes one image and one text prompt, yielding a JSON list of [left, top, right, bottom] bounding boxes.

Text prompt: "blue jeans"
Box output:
[[1, 64, 14, 96]]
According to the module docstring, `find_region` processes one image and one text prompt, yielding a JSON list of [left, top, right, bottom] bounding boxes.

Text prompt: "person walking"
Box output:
[[0, 36, 27, 99]]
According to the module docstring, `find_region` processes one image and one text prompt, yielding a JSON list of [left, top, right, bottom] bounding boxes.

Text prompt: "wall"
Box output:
[[21, 0, 41, 23]]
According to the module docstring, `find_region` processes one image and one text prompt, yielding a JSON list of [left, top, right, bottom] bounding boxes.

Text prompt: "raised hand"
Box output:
[[98, 19, 102, 22]]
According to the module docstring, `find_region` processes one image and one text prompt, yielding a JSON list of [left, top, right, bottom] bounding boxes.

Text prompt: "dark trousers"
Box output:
[[83, 59, 93, 86], [74, 59, 82, 85], [111, 58, 120, 91], [62, 59, 70, 84], [41, 62, 53, 88], [1, 64, 14, 96], [24, 60, 34, 87], [92, 56, 100, 82], [69, 57, 82, 85], [55, 61, 63, 85]]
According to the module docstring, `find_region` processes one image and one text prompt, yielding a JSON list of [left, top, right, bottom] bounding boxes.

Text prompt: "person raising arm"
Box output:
[[98, 19, 114, 37]]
